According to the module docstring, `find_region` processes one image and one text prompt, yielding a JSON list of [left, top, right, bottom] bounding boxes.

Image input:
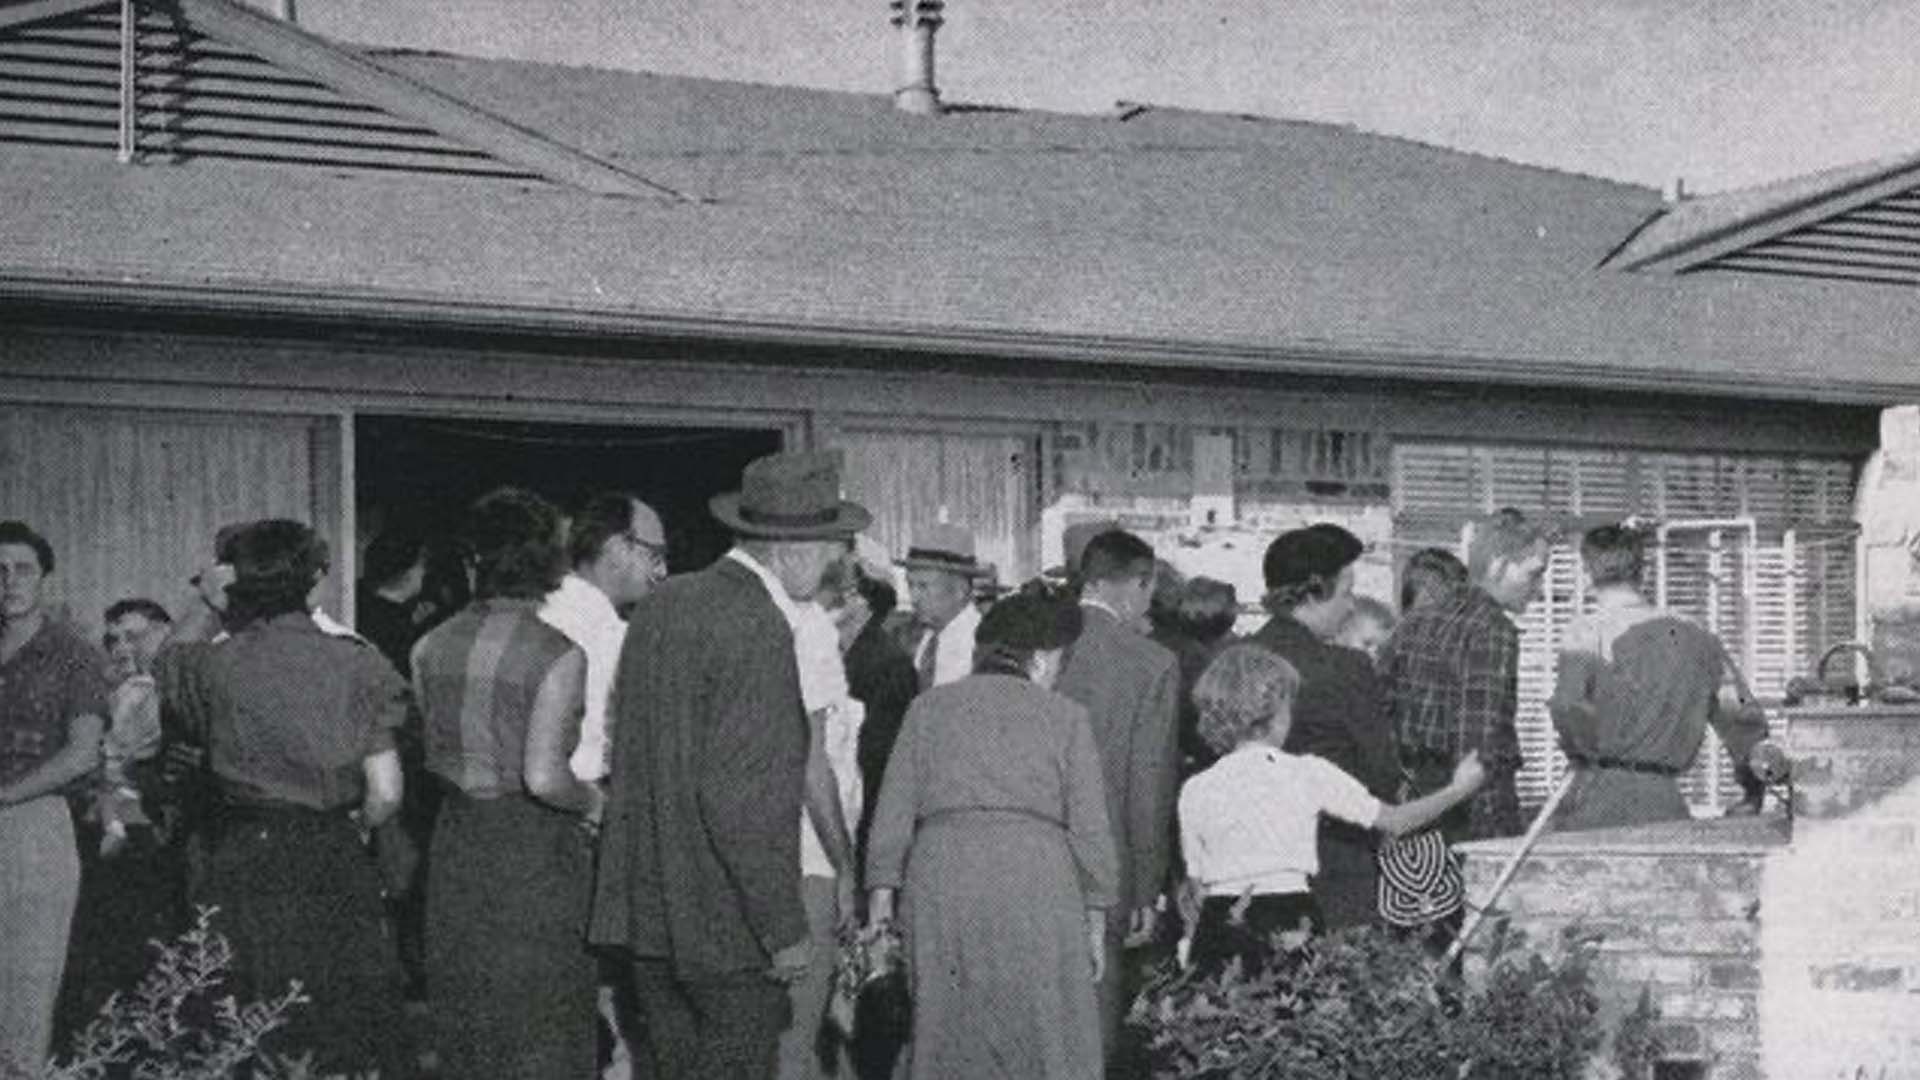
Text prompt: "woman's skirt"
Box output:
[[426, 790, 595, 1080], [902, 810, 1101, 1080], [194, 802, 403, 1076]]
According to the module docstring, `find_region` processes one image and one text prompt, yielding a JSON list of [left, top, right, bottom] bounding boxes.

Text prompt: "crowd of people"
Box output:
[[0, 448, 1792, 1079]]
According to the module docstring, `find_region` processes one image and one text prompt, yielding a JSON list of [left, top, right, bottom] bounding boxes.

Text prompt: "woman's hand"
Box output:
[[1086, 909, 1106, 983]]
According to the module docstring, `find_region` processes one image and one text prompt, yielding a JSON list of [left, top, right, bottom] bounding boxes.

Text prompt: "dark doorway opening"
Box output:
[[354, 414, 783, 577]]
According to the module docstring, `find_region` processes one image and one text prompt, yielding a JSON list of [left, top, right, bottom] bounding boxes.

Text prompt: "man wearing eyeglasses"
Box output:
[[542, 491, 667, 1080], [542, 492, 668, 788]]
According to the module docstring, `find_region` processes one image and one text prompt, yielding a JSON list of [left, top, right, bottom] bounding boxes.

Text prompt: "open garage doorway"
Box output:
[[354, 413, 783, 587]]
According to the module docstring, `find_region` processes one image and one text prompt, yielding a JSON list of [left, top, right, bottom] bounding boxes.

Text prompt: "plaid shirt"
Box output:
[[1377, 586, 1524, 839]]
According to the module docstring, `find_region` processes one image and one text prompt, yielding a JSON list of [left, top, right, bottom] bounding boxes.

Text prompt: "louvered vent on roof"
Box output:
[[1688, 183, 1920, 287], [0, 3, 542, 180]]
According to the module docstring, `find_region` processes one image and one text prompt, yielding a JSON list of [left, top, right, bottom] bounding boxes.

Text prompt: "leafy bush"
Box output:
[[3, 908, 375, 1080], [1129, 924, 1650, 1080]]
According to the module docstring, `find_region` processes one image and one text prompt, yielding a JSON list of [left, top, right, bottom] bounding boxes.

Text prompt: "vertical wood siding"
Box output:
[[838, 426, 1038, 588], [0, 404, 323, 641]]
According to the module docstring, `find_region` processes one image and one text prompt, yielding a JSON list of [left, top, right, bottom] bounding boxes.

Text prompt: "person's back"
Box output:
[[1378, 511, 1548, 843]]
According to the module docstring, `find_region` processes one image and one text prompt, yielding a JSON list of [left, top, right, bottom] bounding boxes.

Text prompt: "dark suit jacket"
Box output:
[[1249, 616, 1402, 922], [587, 557, 809, 976], [846, 619, 919, 878], [1055, 604, 1180, 914]]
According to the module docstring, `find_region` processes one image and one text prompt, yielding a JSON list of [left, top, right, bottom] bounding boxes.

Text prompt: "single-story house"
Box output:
[[5, 0, 1919, 807]]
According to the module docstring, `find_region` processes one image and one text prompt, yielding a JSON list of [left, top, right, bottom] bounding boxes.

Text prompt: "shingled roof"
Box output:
[[2, 6, 1918, 404]]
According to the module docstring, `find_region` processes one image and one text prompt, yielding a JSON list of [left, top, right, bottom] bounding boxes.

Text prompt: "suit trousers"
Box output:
[[0, 797, 80, 1074], [631, 957, 791, 1080], [775, 875, 839, 1080]]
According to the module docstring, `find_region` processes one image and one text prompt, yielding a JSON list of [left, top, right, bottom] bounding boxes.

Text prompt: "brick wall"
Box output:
[[1458, 708, 1920, 1079], [1458, 817, 1780, 1080]]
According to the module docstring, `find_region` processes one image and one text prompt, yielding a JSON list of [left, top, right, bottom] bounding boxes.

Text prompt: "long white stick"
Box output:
[[1442, 771, 1579, 969]]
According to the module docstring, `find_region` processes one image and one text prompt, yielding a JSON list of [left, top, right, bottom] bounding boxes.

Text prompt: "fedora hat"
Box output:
[[710, 450, 872, 540], [896, 523, 990, 578]]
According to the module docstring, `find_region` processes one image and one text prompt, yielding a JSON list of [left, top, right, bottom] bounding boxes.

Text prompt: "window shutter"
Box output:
[[1393, 441, 1859, 814]]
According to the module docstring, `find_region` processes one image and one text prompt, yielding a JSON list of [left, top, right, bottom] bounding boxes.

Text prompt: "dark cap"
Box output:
[[1262, 523, 1364, 590], [976, 591, 1083, 652]]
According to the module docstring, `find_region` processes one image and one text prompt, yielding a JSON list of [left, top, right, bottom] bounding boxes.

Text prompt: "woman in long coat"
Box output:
[[865, 590, 1117, 1080]]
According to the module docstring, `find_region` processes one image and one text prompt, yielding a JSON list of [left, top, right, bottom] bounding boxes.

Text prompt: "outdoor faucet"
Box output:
[[1817, 641, 1879, 705]]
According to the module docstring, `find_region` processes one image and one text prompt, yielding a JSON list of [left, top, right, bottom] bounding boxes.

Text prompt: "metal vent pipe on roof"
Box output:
[[890, 0, 943, 115], [273, 0, 296, 22]]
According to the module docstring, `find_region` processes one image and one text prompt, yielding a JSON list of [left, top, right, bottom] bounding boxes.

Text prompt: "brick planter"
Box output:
[[1456, 704, 1920, 1080]]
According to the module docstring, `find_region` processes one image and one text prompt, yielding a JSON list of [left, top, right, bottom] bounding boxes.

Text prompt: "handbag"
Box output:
[[1376, 827, 1464, 927]]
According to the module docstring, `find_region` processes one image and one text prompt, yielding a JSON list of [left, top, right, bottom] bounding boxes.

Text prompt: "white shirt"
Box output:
[[539, 572, 625, 783], [793, 602, 864, 879], [1179, 745, 1382, 897], [915, 602, 982, 688]]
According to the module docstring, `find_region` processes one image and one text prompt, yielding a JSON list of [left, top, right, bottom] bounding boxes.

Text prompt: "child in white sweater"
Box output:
[[1178, 644, 1484, 975]]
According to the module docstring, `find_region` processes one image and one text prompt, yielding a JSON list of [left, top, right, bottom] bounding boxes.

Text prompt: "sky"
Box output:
[[292, 0, 1920, 193]]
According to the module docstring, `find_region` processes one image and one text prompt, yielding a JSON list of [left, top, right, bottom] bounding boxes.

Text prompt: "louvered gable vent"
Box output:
[[0, 3, 539, 178], [1692, 184, 1920, 288], [0, 0, 683, 198]]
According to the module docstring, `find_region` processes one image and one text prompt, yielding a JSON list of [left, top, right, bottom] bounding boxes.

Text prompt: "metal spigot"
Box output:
[[1817, 642, 1879, 705]]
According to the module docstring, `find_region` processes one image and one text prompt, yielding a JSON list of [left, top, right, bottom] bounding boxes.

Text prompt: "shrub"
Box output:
[[3, 908, 375, 1080], [1130, 924, 1636, 1080]]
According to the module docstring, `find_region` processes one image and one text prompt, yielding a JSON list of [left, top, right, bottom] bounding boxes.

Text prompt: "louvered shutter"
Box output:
[[1392, 441, 1860, 814]]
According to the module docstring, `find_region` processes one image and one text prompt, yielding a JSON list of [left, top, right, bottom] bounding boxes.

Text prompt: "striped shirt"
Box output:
[[411, 598, 582, 799]]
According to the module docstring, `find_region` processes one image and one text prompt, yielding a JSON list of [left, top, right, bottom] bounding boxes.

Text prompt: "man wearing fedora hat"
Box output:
[[589, 450, 869, 1080], [897, 524, 992, 692]]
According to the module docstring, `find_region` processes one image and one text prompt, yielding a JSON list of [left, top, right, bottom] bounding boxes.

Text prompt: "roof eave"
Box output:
[[0, 272, 1904, 407]]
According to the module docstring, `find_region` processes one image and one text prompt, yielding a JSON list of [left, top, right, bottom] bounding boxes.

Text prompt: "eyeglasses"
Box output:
[[622, 533, 668, 569]]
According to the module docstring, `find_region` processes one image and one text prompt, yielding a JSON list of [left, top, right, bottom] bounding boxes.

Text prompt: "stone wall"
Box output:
[[1457, 817, 1781, 1079], [1762, 706, 1920, 1079]]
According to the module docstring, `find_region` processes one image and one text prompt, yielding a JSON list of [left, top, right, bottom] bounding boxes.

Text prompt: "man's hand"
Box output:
[[1123, 904, 1156, 949], [1086, 910, 1107, 982], [768, 939, 812, 985]]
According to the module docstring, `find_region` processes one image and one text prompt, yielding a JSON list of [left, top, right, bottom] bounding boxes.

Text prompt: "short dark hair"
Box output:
[[567, 491, 645, 570], [1581, 524, 1646, 589], [361, 528, 427, 588], [1400, 547, 1467, 612], [105, 597, 172, 626], [0, 521, 54, 573], [1078, 530, 1155, 587], [225, 519, 330, 623], [212, 523, 247, 564], [853, 568, 898, 621], [1178, 577, 1240, 642], [974, 588, 1083, 678], [466, 487, 565, 601], [1468, 508, 1548, 583], [1146, 559, 1186, 635]]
